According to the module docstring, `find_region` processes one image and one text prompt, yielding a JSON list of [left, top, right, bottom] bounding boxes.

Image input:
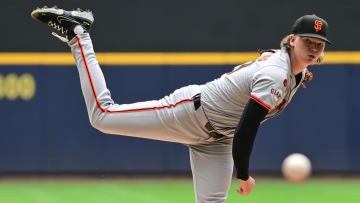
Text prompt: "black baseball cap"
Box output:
[[291, 15, 331, 44]]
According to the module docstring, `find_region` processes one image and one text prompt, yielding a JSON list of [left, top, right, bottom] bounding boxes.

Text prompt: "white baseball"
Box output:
[[282, 153, 312, 183]]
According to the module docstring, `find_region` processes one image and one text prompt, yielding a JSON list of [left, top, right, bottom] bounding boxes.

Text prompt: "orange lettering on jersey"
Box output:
[[258, 54, 270, 62], [314, 20, 323, 32]]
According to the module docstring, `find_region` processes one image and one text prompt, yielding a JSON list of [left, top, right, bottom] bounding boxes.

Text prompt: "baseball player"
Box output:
[[31, 6, 330, 203]]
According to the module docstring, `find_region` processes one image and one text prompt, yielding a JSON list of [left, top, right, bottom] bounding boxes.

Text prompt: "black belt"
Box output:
[[192, 93, 225, 139]]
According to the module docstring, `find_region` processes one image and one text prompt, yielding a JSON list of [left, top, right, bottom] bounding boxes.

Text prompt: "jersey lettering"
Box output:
[[229, 61, 256, 74], [258, 53, 272, 62], [271, 88, 281, 99]]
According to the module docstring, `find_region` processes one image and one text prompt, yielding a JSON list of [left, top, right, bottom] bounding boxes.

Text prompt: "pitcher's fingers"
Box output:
[[236, 188, 248, 195]]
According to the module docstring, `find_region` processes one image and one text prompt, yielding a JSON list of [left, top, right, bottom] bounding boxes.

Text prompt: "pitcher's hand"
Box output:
[[236, 176, 255, 195]]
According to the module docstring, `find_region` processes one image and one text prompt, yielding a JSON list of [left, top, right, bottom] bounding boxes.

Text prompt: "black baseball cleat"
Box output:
[[31, 6, 94, 42]]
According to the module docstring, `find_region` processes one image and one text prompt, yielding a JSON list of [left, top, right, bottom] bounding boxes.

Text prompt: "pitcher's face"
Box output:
[[290, 34, 325, 65]]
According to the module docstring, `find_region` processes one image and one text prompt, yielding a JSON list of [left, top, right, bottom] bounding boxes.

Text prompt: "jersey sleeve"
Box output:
[[250, 67, 287, 110]]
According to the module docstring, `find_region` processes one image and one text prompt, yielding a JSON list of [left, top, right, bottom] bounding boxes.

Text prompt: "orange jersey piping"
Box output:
[[75, 36, 194, 113]]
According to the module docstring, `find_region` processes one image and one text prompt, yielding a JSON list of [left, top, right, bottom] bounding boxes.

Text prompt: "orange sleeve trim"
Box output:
[[250, 95, 272, 111]]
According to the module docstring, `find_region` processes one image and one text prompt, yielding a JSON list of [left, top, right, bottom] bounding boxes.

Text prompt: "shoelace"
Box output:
[[51, 32, 69, 43], [48, 21, 70, 42], [48, 21, 68, 35]]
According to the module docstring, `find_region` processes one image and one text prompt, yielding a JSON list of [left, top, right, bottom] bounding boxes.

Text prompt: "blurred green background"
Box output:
[[0, 179, 359, 203]]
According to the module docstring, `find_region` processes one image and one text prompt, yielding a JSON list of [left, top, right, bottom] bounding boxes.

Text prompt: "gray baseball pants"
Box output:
[[69, 33, 234, 203]]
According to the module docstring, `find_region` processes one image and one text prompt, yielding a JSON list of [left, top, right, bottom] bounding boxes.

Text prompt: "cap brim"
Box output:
[[296, 33, 332, 44]]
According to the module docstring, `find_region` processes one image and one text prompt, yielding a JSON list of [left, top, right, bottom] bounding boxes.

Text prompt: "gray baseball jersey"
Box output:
[[69, 33, 304, 203], [201, 49, 306, 136], [69, 34, 233, 203]]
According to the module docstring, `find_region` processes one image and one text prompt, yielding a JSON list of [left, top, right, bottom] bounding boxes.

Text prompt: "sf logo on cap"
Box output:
[[314, 20, 323, 32]]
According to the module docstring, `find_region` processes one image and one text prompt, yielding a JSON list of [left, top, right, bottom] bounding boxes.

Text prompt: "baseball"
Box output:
[[281, 153, 312, 183]]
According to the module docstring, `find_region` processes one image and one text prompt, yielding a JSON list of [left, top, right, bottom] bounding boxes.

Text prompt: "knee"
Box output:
[[89, 117, 100, 129], [89, 113, 108, 133], [89, 117, 102, 131]]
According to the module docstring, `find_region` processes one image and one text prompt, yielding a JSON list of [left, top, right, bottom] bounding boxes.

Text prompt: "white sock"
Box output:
[[74, 25, 85, 35]]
